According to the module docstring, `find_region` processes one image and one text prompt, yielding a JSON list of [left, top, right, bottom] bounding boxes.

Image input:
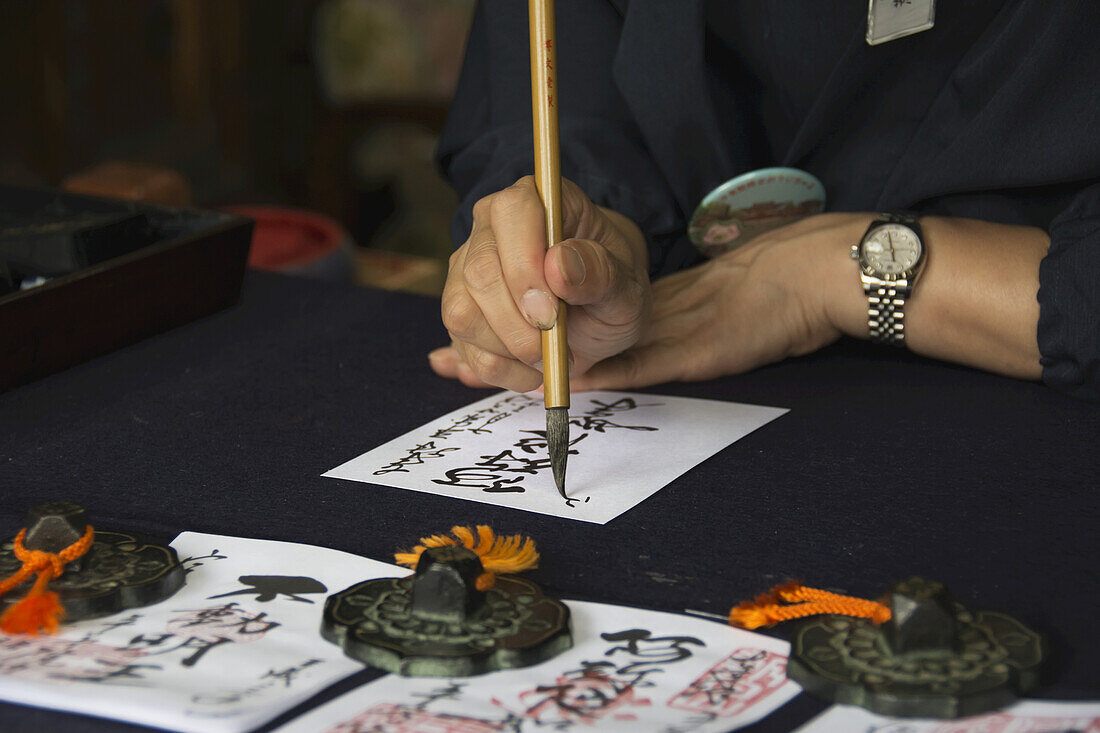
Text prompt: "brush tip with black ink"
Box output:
[[546, 406, 569, 499]]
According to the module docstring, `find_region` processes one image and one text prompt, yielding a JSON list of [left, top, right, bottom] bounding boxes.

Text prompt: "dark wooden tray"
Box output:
[[0, 185, 253, 392]]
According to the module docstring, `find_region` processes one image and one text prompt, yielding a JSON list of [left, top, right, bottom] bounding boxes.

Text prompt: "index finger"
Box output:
[[488, 177, 560, 329]]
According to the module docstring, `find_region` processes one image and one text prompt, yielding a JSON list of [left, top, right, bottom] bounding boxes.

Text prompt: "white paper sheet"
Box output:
[[323, 391, 787, 524], [795, 700, 1100, 732], [275, 600, 800, 733], [0, 532, 402, 733]]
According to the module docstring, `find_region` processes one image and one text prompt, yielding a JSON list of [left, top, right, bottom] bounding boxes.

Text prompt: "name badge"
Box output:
[[866, 0, 936, 46]]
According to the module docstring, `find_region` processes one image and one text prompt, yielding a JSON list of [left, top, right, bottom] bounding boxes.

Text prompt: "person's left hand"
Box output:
[[570, 213, 870, 390]]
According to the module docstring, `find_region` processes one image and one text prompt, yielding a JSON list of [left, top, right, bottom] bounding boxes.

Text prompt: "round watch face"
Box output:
[[861, 223, 922, 277]]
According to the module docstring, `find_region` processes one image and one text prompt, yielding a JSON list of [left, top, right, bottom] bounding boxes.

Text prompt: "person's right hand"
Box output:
[[429, 176, 652, 392]]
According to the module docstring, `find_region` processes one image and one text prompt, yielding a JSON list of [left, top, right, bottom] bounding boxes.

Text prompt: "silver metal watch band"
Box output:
[[863, 211, 921, 346], [867, 285, 906, 345]]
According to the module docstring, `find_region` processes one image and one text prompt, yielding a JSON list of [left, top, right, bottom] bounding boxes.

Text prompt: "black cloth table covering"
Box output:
[[1, 271, 1097, 732]]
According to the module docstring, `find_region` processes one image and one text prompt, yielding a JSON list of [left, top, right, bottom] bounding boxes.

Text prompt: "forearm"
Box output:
[[827, 215, 1049, 379]]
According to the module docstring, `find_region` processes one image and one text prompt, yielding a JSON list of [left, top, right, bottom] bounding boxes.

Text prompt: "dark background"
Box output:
[[1, 0, 473, 292]]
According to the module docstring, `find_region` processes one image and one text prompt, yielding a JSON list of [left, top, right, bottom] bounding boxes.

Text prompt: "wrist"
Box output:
[[817, 213, 880, 341]]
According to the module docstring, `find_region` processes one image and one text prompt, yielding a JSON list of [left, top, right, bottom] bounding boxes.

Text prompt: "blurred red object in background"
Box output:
[[224, 205, 356, 281]]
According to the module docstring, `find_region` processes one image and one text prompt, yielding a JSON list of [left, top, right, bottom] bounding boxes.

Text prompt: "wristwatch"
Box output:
[[850, 212, 926, 346]]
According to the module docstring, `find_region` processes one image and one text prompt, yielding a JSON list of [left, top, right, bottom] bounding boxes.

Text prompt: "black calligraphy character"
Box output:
[[514, 430, 587, 454], [177, 637, 234, 667], [207, 575, 328, 603], [412, 682, 467, 709], [432, 466, 526, 493], [584, 397, 662, 417], [373, 441, 460, 475], [431, 395, 537, 439], [82, 613, 143, 640], [601, 629, 705, 674], [180, 549, 228, 575], [124, 632, 234, 668], [430, 412, 482, 439], [125, 632, 175, 650], [176, 604, 279, 636], [154, 603, 282, 667], [569, 415, 658, 433], [54, 660, 161, 684], [478, 449, 550, 475], [260, 658, 322, 687], [513, 663, 652, 725]]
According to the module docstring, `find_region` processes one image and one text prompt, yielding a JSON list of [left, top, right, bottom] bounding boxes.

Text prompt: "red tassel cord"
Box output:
[[0, 525, 94, 634]]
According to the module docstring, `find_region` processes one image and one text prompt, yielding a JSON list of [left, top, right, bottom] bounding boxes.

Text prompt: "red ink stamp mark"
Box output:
[[501, 670, 651, 725], [166, 603, 278, 644], [0, 636, 148, 682], [667, 647, 788, 718]]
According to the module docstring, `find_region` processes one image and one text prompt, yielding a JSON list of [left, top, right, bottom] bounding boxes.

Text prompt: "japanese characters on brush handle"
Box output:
[[528, 0, 569, 410]]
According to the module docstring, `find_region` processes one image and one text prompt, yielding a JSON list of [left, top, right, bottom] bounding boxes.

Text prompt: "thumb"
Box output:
[[545, 238, 647, 328]]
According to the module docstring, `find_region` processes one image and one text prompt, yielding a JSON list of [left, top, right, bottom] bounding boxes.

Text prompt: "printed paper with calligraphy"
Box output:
[[795, 700, 1100, 732], [274, 600, 800, 733], [323, 391, 787, 524], [0, 532, 401, 733]]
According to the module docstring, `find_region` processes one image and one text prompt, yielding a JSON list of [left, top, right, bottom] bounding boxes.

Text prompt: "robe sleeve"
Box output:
[[435, 0, 689, 278], [1038, 182, 1100, 400]]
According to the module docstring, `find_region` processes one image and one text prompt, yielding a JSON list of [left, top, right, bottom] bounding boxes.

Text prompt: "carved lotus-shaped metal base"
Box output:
[[322, 546, 572, 677], [787, 578, 1045, 718], [0, 501, 185, 620]]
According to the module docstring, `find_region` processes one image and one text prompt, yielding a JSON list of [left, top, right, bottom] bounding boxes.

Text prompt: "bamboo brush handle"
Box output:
[[529, 0, 569, 409]]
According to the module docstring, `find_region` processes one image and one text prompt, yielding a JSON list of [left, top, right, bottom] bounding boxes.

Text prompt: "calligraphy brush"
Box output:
[[528, 0, 569, 499]]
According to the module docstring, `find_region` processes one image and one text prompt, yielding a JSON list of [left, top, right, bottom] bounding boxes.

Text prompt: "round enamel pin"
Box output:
[[688, 167, 826, 258]]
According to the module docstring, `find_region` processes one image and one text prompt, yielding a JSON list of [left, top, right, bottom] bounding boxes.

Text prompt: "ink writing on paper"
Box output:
[[208, 575, 328, 604], [126, 602, 280, 668], [0, 635, 157, 684], [190, 658, 324, 706], [430, 397, 661, 506], [430, 432, 587, 493], [179, 548, 228, 575], [316, 625, 709, 731], [373, 441, 460, 476], [429, 394, 538, 440], [324, 390, 789, 524], [669, 648, 789, 719]]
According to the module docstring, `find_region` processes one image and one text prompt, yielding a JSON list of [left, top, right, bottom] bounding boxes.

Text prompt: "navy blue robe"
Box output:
[[437, 0, 1100, 400]]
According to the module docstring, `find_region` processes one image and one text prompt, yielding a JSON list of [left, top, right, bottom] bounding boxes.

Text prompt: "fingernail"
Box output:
[[428, 348, 447, 363], [559, 244, 586, 287], [521, 289, 558, 329], [532, 360, 544, 373]]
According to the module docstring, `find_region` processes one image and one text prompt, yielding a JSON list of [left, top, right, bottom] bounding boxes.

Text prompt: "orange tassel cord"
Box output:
[[395, 525, 539, 591], [0, 525, 94, 635], [729, 580, 891, 630]]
